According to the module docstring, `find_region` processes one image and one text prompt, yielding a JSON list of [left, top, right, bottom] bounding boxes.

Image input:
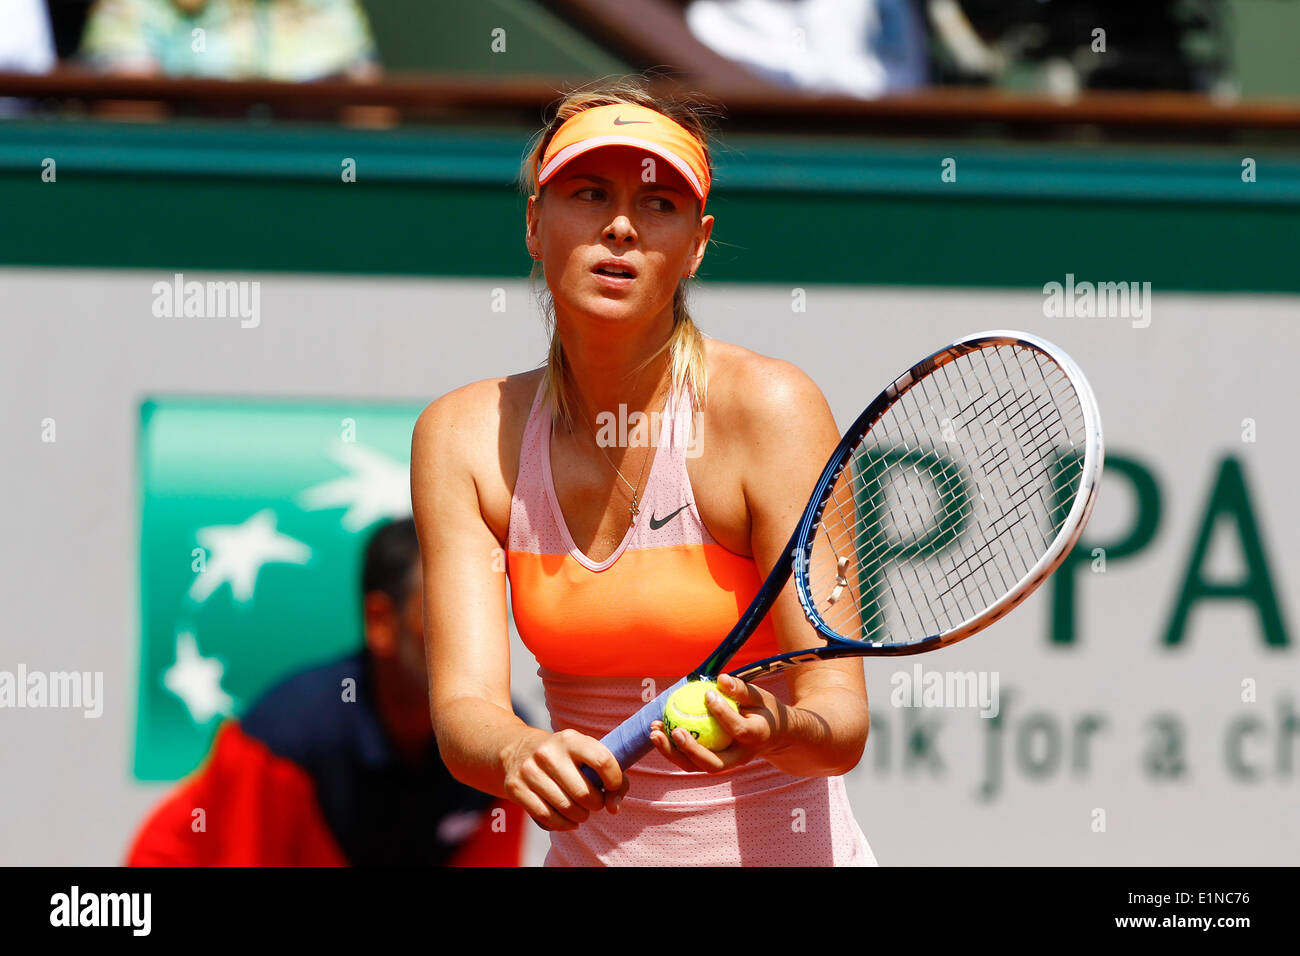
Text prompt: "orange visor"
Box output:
[[537, 103, 711, 214]]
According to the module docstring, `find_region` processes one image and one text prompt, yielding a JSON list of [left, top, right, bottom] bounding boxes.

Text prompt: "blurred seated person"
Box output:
[[77, 0, 395, 123], [78, 0, 380, 80], [0, 0, 57, 117], [684, 0, 928, 98], [126, 517, 528, 866]]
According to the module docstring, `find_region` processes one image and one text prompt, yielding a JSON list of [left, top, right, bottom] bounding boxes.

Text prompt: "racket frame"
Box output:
[[726, 329, 1104, 680]]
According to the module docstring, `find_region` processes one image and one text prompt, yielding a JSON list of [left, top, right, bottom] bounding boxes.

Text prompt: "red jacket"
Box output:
[[127, 655, 527, 866]]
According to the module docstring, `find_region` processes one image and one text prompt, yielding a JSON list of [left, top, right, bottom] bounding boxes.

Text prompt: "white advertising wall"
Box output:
[[1, 266, 1295, 865]]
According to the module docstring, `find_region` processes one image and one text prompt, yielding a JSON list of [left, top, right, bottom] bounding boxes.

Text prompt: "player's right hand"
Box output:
[[501, 729, 628, 831]]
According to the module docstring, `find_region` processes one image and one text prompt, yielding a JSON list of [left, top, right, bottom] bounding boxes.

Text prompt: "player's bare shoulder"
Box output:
[[703, 339, 830, 440], [412, 369, 543, 542], [414, 371, 538, 459]]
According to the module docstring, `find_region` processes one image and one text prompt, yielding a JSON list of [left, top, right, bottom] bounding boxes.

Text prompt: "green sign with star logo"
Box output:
[[135, 396, 423, 780]]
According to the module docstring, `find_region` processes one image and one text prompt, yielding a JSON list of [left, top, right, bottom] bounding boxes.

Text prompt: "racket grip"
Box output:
[[580, 677, 687, 791]]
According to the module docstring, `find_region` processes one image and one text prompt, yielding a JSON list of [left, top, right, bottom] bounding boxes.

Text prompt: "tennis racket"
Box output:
[[581, 329, 1103, 788]]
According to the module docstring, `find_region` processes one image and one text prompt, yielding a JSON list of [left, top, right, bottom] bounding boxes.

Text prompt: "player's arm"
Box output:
[[411, 384, 625, 830], [653, 358, 870, 777], [743, 360, 870, 776]]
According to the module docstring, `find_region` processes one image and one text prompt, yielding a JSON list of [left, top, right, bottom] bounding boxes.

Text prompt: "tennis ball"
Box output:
[[662, 680, 740, 752]]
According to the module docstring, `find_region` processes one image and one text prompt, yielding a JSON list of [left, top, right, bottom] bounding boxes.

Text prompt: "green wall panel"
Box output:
[[3, 119, 1298, 293]]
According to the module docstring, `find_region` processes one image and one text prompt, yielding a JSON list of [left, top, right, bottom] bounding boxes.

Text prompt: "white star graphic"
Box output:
[[188, 509, 311, 604], [163, 630, 235, 724], [296, 442, 411, 532]]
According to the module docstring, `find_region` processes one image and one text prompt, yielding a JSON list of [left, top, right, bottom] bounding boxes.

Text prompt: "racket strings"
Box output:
[[831, 365, 1078, 595], [860, 351, 1083, 626], [858, 354, 1081, 636], [807, 343, 1087, 644]]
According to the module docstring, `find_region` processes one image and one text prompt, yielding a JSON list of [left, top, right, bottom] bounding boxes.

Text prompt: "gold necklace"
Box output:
[[573, 371, 669, 523]]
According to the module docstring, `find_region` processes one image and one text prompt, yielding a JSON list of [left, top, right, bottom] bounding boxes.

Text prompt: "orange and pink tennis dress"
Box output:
[[506, 375, 877, 866]]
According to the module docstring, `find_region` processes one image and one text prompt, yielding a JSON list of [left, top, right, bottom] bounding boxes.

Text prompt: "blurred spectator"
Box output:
[[126, 518, 528, 866], [0, 0, 58, 116], [44, 0, 98, 61], [0, 0, 57, 73], [684, 0, 928, 97], [78, 0, 380, 80], [924, 0, 1231, 95]]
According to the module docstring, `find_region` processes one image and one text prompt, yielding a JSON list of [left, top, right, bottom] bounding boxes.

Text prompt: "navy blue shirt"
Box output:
[[240, 651, 511, 866]]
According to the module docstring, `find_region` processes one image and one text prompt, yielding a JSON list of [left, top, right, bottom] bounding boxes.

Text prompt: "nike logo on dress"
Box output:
[[649, 505, 688, 530], [612, 116, 652, 125]]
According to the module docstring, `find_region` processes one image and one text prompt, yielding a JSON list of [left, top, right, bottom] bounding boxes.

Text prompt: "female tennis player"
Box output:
[[411, 78, 876, 866]]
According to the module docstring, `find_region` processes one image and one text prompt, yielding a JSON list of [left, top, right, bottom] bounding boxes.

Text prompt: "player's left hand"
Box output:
[[648, 673, 790, 773]]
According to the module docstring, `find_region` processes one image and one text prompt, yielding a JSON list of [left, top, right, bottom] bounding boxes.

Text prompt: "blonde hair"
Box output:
[[519, 74, 720, 433]]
